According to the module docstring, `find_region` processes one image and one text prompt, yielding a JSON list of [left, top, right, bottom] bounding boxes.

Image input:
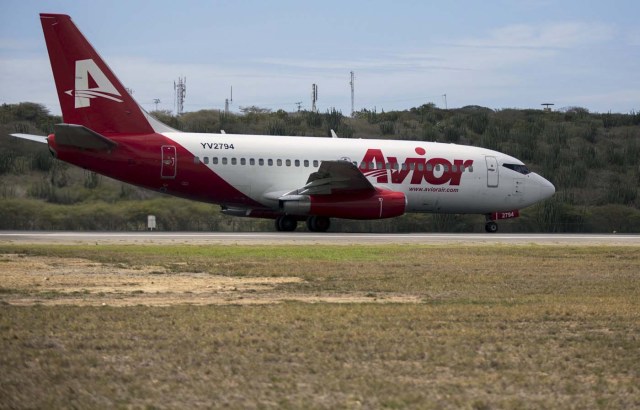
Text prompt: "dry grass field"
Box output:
[[1, 244, 639, 409]]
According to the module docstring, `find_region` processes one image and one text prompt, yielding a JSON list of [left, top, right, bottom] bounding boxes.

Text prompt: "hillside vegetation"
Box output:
[[1, 102, 639, 232]]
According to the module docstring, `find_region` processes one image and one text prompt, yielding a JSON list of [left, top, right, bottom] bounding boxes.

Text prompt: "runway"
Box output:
[[1, 231, 639, 246]]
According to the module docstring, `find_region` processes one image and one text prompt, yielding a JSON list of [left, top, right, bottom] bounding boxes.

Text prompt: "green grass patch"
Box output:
[[0, 243, 639, 407], [1, 303, 639, 408]]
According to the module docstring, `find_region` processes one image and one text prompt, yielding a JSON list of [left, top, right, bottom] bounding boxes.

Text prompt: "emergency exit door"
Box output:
[[161, 145, 177, 179]]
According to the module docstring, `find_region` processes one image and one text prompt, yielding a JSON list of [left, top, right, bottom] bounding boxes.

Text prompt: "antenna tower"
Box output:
[[311, 83, 318, 112], [350, 71, 355, 116], [174, 77, 186, 115], [153, 98, 161, 111], [225, 86, 233, 114]]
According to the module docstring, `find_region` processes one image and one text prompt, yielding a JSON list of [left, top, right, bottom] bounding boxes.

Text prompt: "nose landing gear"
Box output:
[[485, 214, 499, 233], [484, 210, 520, 233], [485, 220, 499, 233]]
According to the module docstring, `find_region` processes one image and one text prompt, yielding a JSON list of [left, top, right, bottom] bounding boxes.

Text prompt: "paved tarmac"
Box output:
[[1, 231, 639, 246]]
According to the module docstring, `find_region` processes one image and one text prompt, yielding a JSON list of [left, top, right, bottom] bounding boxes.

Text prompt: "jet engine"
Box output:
[[280, 188, 406, 220]]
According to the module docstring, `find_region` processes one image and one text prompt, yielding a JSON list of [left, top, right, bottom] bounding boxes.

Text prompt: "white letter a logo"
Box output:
[[65, 59, 123, 108]]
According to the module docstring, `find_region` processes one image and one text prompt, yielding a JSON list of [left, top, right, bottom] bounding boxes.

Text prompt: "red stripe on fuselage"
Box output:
[[48, 133, 263, 207]]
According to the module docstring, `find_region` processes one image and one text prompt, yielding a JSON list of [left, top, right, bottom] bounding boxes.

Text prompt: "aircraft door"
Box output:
[[161, 145, 177, 179], [485, 156, 498, 187]]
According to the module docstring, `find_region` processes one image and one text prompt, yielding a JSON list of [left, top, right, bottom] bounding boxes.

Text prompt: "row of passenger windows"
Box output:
[[194, 156, 474, 173], [195, 157, 320, 168]]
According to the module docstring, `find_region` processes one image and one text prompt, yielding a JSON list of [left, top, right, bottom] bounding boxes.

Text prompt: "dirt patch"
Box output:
[[0, 254, 419, 306]]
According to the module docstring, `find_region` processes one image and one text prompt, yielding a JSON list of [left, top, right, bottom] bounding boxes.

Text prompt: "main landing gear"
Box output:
[[275, 215, 297, 232], [306, 216, 330, 232], [274, 215, 331, 232]]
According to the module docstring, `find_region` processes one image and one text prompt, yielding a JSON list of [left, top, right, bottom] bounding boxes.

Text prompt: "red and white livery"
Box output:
[[12, 14, 555, 232]]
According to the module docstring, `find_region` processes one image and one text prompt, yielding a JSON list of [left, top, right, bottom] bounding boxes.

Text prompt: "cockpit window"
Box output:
[[503, 163, 531, 175]]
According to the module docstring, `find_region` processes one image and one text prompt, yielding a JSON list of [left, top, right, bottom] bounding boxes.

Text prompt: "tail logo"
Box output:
[[64, 59, 123, 108]]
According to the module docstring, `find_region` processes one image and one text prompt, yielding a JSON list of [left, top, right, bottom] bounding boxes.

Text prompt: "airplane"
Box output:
[[11, 13, 555, 233]]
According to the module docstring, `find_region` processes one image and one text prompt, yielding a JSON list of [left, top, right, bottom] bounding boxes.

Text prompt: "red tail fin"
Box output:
[[40, 13, 157, 136]]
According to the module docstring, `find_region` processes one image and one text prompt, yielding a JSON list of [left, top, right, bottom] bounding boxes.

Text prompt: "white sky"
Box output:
[[1, 0, 639, 115]]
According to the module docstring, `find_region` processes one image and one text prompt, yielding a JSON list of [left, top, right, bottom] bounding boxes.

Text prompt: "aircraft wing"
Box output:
[[275, 160, 406, 221], [292, 160, 375, 196], [10, 134, 48, 144]]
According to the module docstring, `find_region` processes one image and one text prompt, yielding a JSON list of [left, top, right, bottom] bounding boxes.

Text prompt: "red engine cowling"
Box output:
[[281, 188, 406, 220]]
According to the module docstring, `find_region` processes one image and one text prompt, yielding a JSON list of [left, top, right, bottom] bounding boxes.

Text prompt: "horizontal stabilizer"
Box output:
[[54, 123, 118, 151], [10, 134, 48, 144]]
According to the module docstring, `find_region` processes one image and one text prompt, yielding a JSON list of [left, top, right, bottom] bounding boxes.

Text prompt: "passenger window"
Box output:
[[426, 163, 432, 172], [250, 158, 255, 166], [376, 162, 383, 169], [212, 157, 218, 165], [313, 160, 319, 167], [241, 158, 246, 165], [417, 163, 424, 171], [295, 160, 300, 167], [452, 165, 457, 172], [277, 159, 282, 166], [401, 163, 407, 171], [468, 165, 473, 172], [286, 159, 291, 166], [304, 160, 309, 167], [259, 159, 264, 166], [435, 164, 441, 171], [268, 159, 273, 166], [443, 165, 449, 172], [203, 157, 209, 165], [222, 157, 228, 165], [231, 158, 237, 165], [194, 156, 200, 164], [409, 163, 415, 171]]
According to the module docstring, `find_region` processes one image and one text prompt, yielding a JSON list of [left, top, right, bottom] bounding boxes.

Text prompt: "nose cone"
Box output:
[[540, 177, 556, 200], [523, 173, 556, 207]]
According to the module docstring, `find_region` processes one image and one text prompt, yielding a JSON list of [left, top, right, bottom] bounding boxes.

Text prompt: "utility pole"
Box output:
[[153, 99, 160, 111], [442, 93, 448, 110], [295, 101, 303, 112], [350, 71, 355, 116]]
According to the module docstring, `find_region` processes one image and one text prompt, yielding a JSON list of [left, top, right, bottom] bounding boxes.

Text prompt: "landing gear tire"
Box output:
[[306, 216, 331, 232], [485, 221, 498, 233], [275, 215, 298, 232]]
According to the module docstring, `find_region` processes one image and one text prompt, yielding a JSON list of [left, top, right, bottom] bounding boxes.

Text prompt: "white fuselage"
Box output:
[[169, 132, 555, 215]]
